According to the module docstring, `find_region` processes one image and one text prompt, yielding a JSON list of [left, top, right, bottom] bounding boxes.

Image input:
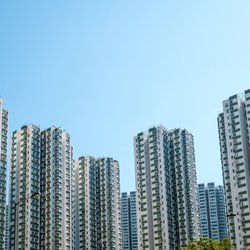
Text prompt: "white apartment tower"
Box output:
[[198, 184, 209, 239], [134, 126, 199, 250], [9, 125, 40, 250], [198, 183, 228, 240], [40, 126, 73, 250], [0, 99, 8, 250], [134, 126, 174, 250], [4, 205, 8, 250], [216, 185, 228, 240], [218, 89, 250, 249], [74, 156, 122, 250], [121, 193, 130, 250], [121, 191, 138, 250], [74, 156, 96, 249], [96, 157, 121, 250], [167, 128, 199, 246]]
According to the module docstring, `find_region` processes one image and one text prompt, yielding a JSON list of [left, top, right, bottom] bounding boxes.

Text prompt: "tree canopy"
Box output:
[[179, 238, 232, 250]]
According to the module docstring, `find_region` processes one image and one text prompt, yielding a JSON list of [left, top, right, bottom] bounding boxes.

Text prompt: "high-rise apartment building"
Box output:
[[216, 185, 228, 240], [218, 89, 250, 249], [134, 126, 174, 250], [4, 205, 8, 250], [74, 156, 121, 250], [0, 99, 8, 250], [96, 157, 121, 250], [134, 126, 199, 250], [121, 193, 130, 250], [198, 184, 209, 239], [9, 125, 73, 250], [121, 191, 138, 250], [40, 126, 73, 250], [129, 192, 138, 250], [9, 125, 40, 250], [74, 156, 96, 249], [167, 128, 200, 246], [198, 183, 228, 240]]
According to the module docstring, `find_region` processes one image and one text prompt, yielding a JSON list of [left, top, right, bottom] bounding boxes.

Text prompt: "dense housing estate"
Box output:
[[6, 89, 250, 249]]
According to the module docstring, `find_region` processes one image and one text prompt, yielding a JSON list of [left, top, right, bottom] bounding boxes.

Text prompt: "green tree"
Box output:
[[219, 239, 232, 250], [179, 238, 232, 250]]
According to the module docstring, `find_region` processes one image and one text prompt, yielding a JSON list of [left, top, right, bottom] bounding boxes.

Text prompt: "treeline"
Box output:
[[179, 238, 232, 250]]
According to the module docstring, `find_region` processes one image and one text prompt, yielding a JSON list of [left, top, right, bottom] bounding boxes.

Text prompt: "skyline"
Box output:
[[1, 1, 250, 192], [1, 88, 248, 192]]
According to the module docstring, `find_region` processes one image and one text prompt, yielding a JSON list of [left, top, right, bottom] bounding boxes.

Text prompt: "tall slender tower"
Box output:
[[218, 89, 250, 249], [216, 185, 228, 240], [167, 128, 200, 246], [74, 155, 96, 249], [134, 126, 199, 250], [4, 205, 8, 250], [129, 192, 138, 250], [121, 191, 138, 250], [198, 183, 228, 240], [40, 126, 73, 250], [198, 184, 209, 239], [134, 126, 174, 250], [9, 125, 40, 250], [0, 99, 8, 250], [74, 156, 121, 250], [207, 183, 220, 240], [121, 193, 130, 250], [95, 157, 121, 250]]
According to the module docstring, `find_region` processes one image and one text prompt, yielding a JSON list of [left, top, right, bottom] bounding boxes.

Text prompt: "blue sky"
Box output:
[[1, 1, 250, 192]]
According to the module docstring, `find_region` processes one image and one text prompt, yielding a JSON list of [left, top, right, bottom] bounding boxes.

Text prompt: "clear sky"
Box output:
[[1, 1, 250, 192]]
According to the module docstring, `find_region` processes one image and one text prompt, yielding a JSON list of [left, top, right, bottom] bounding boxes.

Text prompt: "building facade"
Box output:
[[4, 205, 8, 250], [121, 191, 138, 250], [0, 99, 8, 250], [198, 184, 209, 239], [96, 157, 121, 250], [74, 156, 121, 250], [9, 125, 40, 250], [218, 89, 250, 249], [134, 126, 199, 250], [134, 126, 174, 250], [198, 183, 228, 240], [129, 192, 138, 250], [207, 183, 219, 240], [167, 128, 200, 247], [216, 185, 228, 240], [74, 156, 96, 249], [40, 126, 73, 250], [8, 125, 74, 250]]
